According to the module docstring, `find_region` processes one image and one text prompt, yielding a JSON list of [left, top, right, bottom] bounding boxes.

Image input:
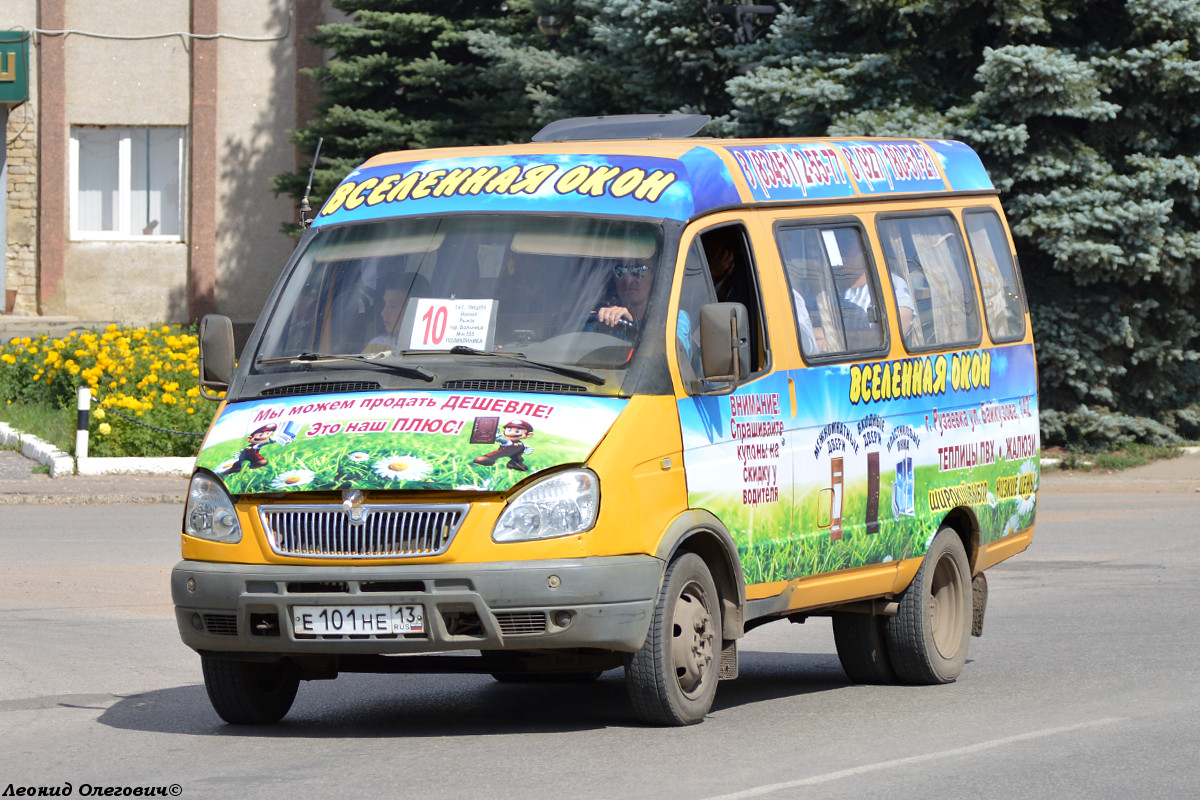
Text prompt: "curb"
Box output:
[[77, 456, 195, 477], [0, 422, 74, 477], [0, 421, 194, 477]]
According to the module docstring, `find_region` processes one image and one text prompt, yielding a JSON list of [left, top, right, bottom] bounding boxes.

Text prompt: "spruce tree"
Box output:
[[726, 0, 1200, 445], [467, 0, 736, 128], [276, 0, 538, 212]]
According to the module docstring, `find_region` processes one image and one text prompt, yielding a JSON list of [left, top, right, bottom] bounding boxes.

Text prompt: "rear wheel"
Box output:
[[625, 553, 721, 726], [884, 527, 972, 684], [201, 655, 300, 724], [832, 611, 895, 684]]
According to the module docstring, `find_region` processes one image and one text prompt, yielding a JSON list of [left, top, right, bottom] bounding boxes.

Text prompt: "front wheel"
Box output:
[[201, 655, 300, 724], [625, 553, 721, 726], [884, 527, 972, 684]]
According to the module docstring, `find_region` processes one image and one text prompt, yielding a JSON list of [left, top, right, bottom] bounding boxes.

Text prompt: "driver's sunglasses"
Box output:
[[613, 263, 650, 279]]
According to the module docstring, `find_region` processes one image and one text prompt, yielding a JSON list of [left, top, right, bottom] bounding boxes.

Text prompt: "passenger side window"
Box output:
[[877, 213, 981, 350], [776, 224, 887, 359], [963, 208, 1026, 342]]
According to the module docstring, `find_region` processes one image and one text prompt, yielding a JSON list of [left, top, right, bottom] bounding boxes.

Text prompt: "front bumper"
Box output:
[[172, 555, 664, 656]]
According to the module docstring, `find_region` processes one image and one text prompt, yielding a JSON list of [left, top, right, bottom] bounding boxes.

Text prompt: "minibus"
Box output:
[[174, 114, 1038, 725]]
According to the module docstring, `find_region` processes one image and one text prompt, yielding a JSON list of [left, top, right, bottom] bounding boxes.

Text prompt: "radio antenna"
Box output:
[[299, 137, 324, 229]]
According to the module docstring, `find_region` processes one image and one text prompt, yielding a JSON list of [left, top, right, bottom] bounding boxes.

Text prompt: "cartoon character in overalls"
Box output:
[[473, 419, 534, 472], [218, 422, 296, 474]]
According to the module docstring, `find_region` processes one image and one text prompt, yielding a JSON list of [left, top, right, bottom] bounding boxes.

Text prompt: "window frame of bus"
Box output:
[[873, 209, 984, 355], [772, 216, 892, 366], [677, 221, 773, 394], [961, 206, 1029, 344]]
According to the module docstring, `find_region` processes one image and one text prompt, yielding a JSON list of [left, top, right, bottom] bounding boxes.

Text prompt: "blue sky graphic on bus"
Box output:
[[923, 140, 995, 192], [728, 139, 994, 202]]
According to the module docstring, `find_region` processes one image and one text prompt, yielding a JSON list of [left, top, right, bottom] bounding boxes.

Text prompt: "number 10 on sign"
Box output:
[[408, 298, 495, 351]]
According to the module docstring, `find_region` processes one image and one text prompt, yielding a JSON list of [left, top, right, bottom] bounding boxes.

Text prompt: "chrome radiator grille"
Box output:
[[260, 504, 468, 559]]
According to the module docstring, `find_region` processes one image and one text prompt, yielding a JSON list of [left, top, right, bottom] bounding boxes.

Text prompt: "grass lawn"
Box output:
[[0, 400, 76, 454], [1043, 443, 1184, 472]]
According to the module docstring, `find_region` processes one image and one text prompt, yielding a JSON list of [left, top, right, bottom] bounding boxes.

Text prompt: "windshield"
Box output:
[[257, 215, 666, 374]]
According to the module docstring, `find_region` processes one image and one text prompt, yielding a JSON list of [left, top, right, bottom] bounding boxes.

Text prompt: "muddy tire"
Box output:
[[884, 527, 972, 684], [626, 553, 721, 726], [832, 611, 896, 684], [201, 655, 300, 724]]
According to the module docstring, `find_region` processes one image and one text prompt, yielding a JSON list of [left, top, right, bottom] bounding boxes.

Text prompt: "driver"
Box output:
[[590, 258, 654, 337]]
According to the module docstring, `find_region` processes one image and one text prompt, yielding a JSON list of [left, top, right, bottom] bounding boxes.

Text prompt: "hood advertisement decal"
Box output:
[[196, 391, 627, 495]]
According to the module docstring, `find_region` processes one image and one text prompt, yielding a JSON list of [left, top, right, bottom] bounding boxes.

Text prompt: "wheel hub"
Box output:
[[671, 586, 715, 693], [930, 554, 965, 658]]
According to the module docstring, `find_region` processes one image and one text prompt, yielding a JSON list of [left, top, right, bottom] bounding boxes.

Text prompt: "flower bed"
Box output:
[[0, 325, 219, 457]]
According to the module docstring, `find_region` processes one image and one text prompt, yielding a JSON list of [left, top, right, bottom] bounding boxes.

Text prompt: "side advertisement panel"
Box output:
[[680, 343, 1039, 586]]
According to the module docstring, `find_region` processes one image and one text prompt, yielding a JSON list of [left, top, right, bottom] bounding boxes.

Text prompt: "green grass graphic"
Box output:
[[202, 428, 587, 494], [696, 459, 1038, 586]]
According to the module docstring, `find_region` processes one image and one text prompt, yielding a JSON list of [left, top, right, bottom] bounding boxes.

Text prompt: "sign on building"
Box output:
[[0, 31, 30, 105]]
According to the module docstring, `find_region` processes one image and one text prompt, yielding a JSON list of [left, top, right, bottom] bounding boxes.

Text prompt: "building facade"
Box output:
[[2, 0, 334, 325]]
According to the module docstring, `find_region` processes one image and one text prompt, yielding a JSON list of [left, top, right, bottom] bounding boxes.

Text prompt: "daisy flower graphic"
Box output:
[[348, 451, 370, 463], [1016, 460, 1038, 516], [271, 469, 315, 489], [373, 455, 433, 482], [1002, 515, 1020, 539]]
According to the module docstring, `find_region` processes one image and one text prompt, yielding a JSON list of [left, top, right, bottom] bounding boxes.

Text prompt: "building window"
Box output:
[[70, 126, 185, 240]]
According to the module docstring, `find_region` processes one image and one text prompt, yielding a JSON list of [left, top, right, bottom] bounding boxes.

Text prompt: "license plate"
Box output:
[[292, 604, 424, 636]]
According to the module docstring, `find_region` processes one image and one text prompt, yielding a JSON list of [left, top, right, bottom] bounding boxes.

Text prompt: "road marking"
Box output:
[[703, 717, 1123, 800]]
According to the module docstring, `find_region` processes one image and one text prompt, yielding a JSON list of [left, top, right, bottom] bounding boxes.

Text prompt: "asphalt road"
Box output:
[[0, 458, 1197, 799]]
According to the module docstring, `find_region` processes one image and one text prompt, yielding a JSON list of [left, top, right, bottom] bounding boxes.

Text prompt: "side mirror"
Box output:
[[698, 302, 750, 387], [198, 314, 235, 401]]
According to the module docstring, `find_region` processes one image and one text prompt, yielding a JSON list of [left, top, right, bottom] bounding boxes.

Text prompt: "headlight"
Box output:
[[184, 473, 243, 543], [493, 469, 599, 543]]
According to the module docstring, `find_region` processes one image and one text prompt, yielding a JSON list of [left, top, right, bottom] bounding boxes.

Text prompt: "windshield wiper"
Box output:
[[256, 352, 435, 382], [444, 346, 605, 386]]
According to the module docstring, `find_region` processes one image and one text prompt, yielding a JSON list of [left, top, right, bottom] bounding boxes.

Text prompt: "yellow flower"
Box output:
[[94, 408, 106, 420], [98, 423, 111, 435]]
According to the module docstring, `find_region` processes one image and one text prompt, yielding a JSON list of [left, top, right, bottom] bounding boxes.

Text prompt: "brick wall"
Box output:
[[5, 101, 36, 315]]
